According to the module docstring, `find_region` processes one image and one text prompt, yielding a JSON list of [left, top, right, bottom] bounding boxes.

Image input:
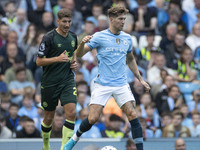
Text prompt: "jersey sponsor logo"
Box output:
[[57, 43, 62, 47], [39, 43, 45, 51], [71, 40, 75, 47], [116, 38, 120, 44], [123, 40, 128, 45]]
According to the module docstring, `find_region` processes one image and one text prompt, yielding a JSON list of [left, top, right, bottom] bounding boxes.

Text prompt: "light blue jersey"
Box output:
[[86, 29, 133, 87]]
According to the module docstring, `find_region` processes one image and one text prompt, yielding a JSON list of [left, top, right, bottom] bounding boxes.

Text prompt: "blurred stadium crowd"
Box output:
[[0, 0, 200, 143]]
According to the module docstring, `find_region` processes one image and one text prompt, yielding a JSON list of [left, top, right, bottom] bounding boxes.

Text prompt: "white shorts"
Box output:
[[90, 83, 135, 108]]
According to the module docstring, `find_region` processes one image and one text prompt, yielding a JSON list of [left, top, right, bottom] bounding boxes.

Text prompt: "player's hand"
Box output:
[[141, 80, 150, 92], [70, 61, 78, 71], [57, 50, 70, 62], [81, 35, 93, 44]]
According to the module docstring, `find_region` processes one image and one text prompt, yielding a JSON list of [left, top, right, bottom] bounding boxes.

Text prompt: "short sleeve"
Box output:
[[86, 33, 100, 50], [37, 35, 51, 57]]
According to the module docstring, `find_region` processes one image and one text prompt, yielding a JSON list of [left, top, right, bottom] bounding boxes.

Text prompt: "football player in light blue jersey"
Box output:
[[64, 5, 150, 150]]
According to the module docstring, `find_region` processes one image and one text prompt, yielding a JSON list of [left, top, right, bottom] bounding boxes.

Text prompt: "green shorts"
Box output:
[[41, 80, 77, 111]]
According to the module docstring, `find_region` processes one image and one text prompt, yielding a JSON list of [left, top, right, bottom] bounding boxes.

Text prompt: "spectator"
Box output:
[[20, 23, 37, 55], [160, 85, 185, 114], [17, 93, 38, 119], [165, 32, 186, 69], [0, 31, 25, 61], [6, 103, 19, 135], [188, 89, 200, 113], [160, 112, 172, 130], [126, 138, 137, 150], [175, 138, 186, 150], [139, 93, 152, 118], [9, 68, 35, 104], [4, 57, 33, 86], [137, 117, 154, 138], [131, 0, 157, 35], [76, 91, 88, 117], [186, 0, 200, 33], [0, 43, 18, 80], [0, 23, 9, 48], [16, 117, 41, 138], [145, 102, 160, 131], [101, 114, 127, 138], [9, 8, 30, 44], [129, 78, 145, 105], [189, 112, 200, 137], [160, 8, 188, 36], [0, 93, 11, 116], [74, 0, 102, 21], [138, 32, 162, 70], [151, 69, 169, 99], [1, 1, 17, 25], [175, 46, 197, 82], [0, 114, 12, 138], [51, 111, 64, 138], [94, 14, 109, 32], [78, 21, 95, 44], [160, 23, 177, 51], [86, 4, 103, 27], [64, 0, 83, 35], [52, 0, 66, 24], [147, 53, 175, 86], [28, 0, 46, 28], [19, 0, 52, 12], [40, 12, 55, 32], [185, 22, 200, 53], [180, 104, 193, 128], [162, 110, 191, 137]]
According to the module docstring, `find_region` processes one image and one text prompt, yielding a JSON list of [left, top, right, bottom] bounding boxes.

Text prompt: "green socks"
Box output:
[[60, 119, 75, 150], [41, 122, 52, 150]]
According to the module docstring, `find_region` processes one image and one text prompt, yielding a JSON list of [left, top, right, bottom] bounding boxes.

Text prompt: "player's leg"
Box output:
[[60, 82, 77, 150], [113, 84, 143, 150], [60, 103, 76, 150], [121, 101, 143, 150], [42, 110, 55, 150], [41, 85, 59, 150], [64, 83, 111, 150], [64, 104, 103, 150]]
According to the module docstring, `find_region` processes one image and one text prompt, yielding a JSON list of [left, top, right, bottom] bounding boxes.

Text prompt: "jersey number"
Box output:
[[73, 87, 77, 96]]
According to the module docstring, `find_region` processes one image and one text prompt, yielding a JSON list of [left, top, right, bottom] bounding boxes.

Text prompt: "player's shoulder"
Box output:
[[93, 29, 109, 38], [43, 29, 55, 40], [120, 31, 132, 38], [69, 31, 78, 39]]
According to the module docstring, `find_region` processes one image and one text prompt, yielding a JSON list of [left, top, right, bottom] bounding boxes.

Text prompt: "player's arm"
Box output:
[[36, 50, 70, 66], [76, 35, 93, 57], [126, 52, 150, 91]]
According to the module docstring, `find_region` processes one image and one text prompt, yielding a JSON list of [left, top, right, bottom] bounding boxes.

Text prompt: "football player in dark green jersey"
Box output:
[[36, 8, 78, 150]]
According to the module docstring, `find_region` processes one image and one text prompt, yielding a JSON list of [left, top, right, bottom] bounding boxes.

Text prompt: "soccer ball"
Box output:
[[101, 145, 117, 150]]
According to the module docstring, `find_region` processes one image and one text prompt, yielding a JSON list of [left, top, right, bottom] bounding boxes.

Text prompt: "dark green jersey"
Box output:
[[38, 29, 78, 87]]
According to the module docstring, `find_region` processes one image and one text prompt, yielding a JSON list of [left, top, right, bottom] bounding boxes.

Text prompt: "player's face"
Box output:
[[57, 17, 72, 34], [111, 14, 126, 31]]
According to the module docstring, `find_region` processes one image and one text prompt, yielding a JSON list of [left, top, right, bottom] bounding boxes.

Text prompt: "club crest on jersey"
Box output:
[[57, 43, 62, 47], [116, 38, 120, 44], [39, 43, 45, 51], [71, 40, 75, 47]]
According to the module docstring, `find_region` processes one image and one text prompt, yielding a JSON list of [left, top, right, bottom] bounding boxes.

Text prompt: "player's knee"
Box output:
[[88, 116, 98, 124], [65, 109, 76, 120], [126, 110, 137, 120]]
